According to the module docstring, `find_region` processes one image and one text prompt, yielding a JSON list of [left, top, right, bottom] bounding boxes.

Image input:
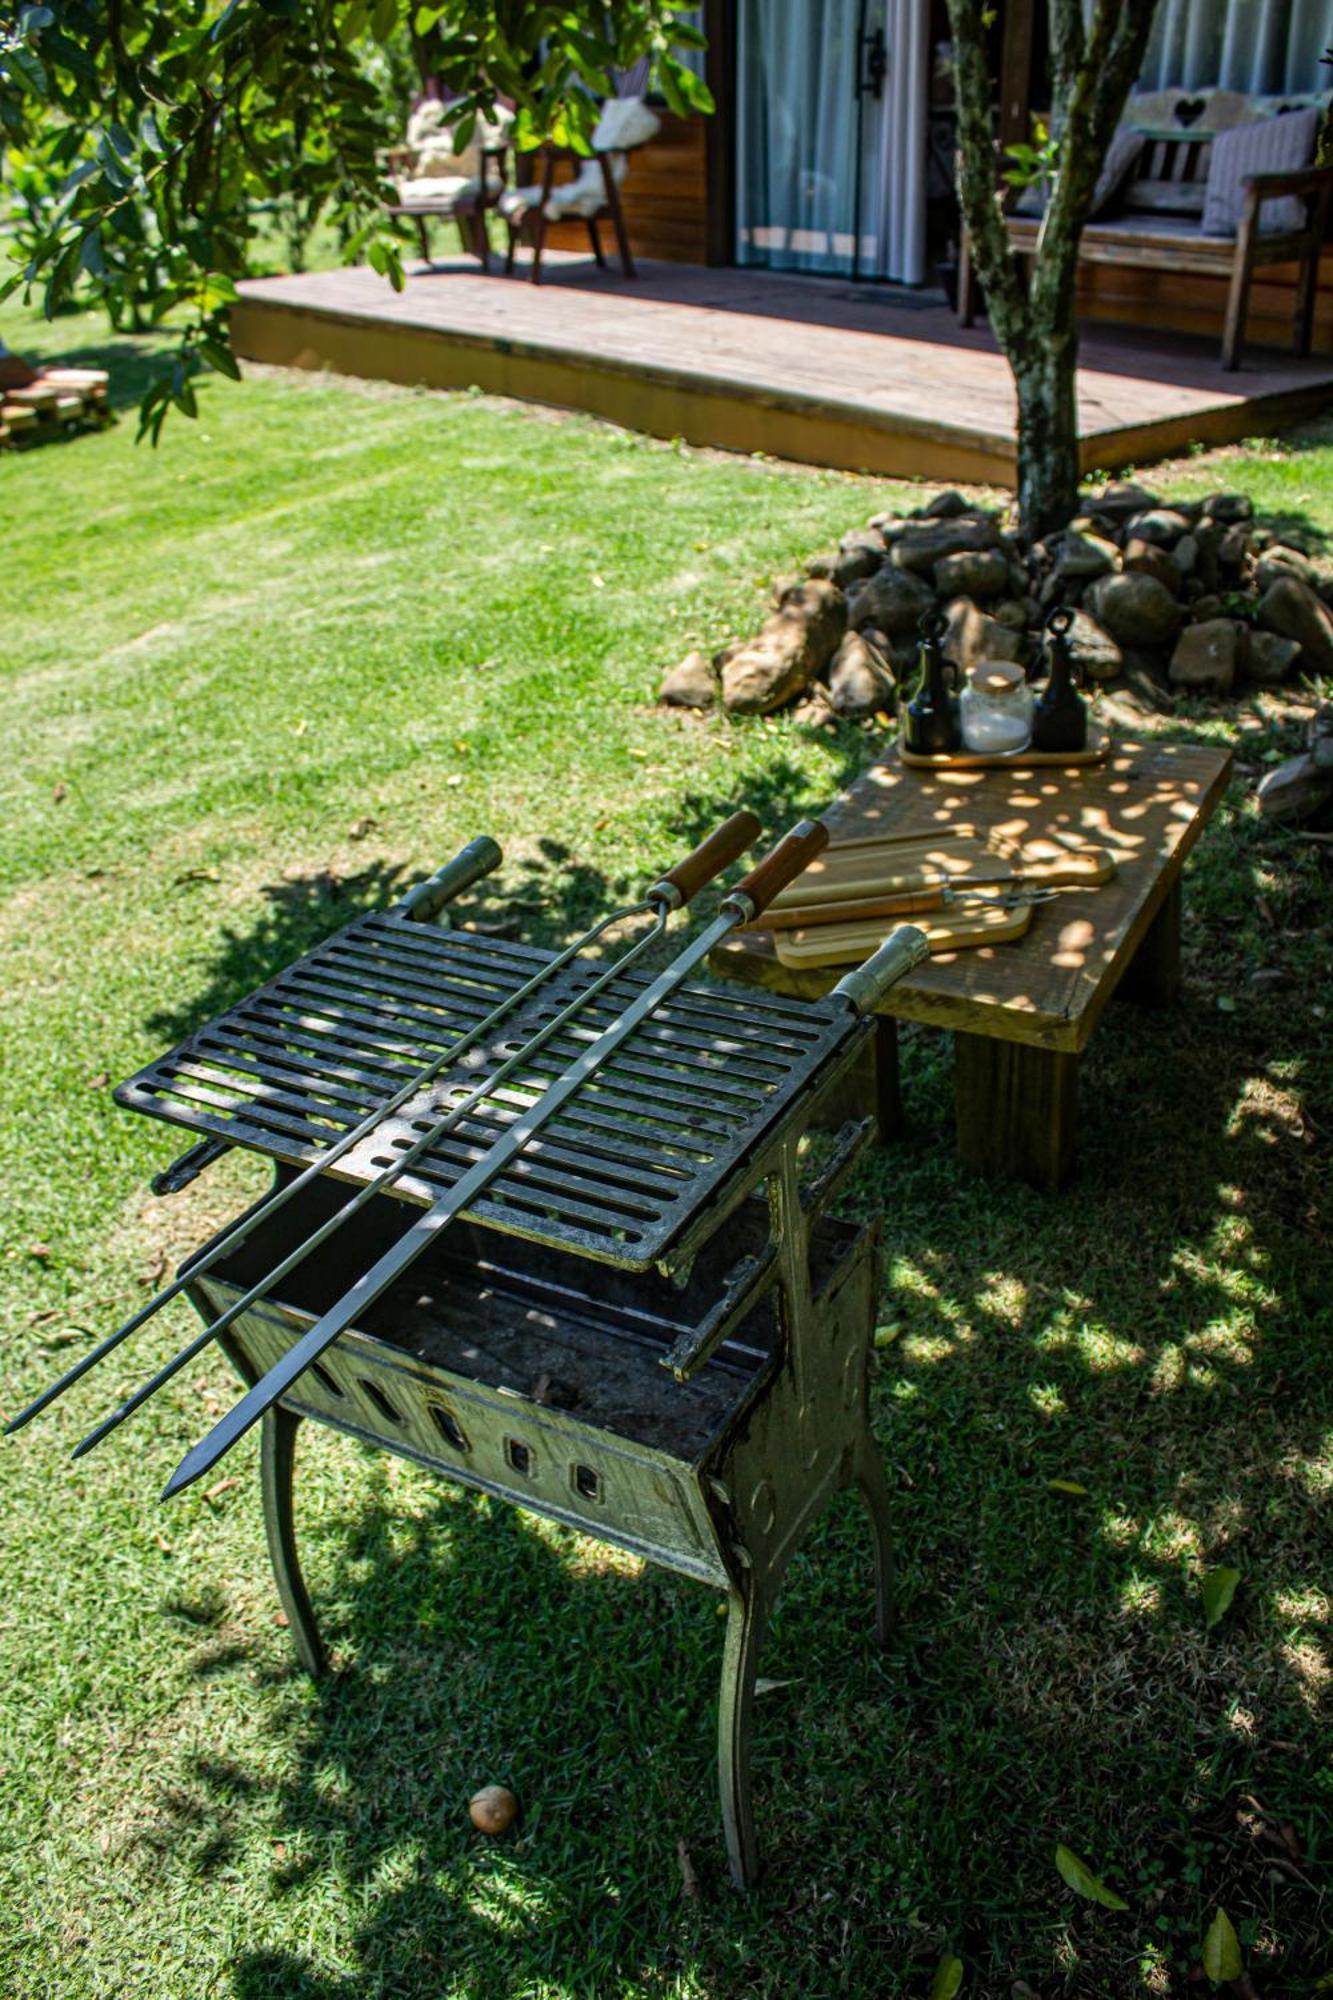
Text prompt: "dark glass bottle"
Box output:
[[903, 613, 960, 755], [1032, 608, 1087, 754]]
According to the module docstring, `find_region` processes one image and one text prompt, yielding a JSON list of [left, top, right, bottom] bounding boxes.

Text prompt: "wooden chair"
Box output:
[[502, 147, 636, 285], [383, 141, 509, 272], [958, 116, 1333, 370]]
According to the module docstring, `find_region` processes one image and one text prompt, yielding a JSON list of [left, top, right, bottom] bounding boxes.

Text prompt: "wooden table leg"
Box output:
[[1116, 879, 1181, 1009], [954, 1033, 1078, 1190]]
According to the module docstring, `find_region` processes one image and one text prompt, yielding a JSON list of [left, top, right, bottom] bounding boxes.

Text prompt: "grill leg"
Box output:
[[853, 1444, 896, 1648], [717, 1580, 768, 1891], [261, 1407, 327, 1678]]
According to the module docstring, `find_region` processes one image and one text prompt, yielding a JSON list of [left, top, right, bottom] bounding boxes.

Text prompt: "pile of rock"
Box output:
[[658, 481, 1333, 724], [1257, 703, 1333, 825]]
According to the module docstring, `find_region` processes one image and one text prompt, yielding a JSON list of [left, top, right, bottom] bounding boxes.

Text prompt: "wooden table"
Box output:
[[712, 736, 1233, 1189]]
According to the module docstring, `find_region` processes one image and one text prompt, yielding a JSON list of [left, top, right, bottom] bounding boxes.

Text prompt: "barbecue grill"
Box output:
[[18, 823, 927, 1888]]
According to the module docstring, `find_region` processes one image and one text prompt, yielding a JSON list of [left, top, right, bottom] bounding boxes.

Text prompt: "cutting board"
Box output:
[[774, 900, 1034, 970], [761, 831, 1117, 930]]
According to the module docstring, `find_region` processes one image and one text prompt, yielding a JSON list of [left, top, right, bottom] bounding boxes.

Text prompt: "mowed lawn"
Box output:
[[0, 301, 1329, 2000]]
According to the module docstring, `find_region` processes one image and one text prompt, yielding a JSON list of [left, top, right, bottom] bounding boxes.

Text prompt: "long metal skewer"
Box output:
[[7, 815, 758, 1441], [159, 818, 830, 1500]]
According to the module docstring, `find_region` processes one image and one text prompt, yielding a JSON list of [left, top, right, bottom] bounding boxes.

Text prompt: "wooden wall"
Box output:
[[1074, 254, 1333, 356], [533, 114, 710, 266]]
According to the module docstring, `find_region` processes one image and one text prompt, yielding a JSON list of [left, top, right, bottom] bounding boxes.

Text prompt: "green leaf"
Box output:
[[198, 335, 241, 381], [6, 42, 49, 96], [1047, 1479, 1088, 1494], [370, 0, 397, 39], [1054, 1845, 1129, 1912], [1201, 1908, 1243, 1985], [1202, 1566, 1241, 1631], [930, 1955, 964, 1999]]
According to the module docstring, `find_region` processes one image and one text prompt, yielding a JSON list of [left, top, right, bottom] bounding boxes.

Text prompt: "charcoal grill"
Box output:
[[95, 845, 925, 1887]]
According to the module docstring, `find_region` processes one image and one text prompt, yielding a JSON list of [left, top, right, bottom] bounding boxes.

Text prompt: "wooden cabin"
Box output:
[[542, 0, 1333, 355]]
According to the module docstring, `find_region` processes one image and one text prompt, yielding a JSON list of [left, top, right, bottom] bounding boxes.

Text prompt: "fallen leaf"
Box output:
[[1048, 1478, 1089, 1495], [52, 781, 67, 803], [1201, 1908, 1243, 1984], [754, 1677, 798, 1697], [152, 1531, 173, 1556], [203, 1477, 240, 1505], [85, 1072, 109, 1089], [930, 1957, 964, 2000], [594, 816, 610, 831], [273, 1610, 289, 1628], [676, 1838, 698, 1898], [271, 1841, 288, 1863], [1216, 995, 1236, 1014], [1054, 1844, 1129, 1911], [139, 1248, 168, 1286], [347, 816, 377, 840], [172, 866, 220, 887], [874, 1323, 901, 1347], [1202, 1566, 1241, 1631], [445, 773, 463, 787], [29, 1308, 59, 1325], [28, 1242, 52, 1262]]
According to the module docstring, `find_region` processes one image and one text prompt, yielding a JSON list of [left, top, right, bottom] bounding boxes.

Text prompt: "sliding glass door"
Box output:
[[735, 0, 929, 284], [1137, 0, 1333, 95]]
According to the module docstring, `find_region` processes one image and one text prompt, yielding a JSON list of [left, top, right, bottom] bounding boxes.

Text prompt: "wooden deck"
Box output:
[[232, 255, 1333, 486]]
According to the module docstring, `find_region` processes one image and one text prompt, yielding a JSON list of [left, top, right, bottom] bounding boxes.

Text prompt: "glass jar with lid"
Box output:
[[960, 659, 1034, 755]]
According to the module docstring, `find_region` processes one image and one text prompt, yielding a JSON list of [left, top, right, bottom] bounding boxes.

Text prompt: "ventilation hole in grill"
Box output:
[[573, 1463, 601, 1502], [358, 1378, 404, 1425], [505, 1438, 532, 1475], [428, 1403, 469, 1452], [311, 1361, 345, 1400]]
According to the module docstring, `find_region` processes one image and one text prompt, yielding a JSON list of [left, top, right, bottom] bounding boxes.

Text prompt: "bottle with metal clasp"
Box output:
[[902, 610, 960, 756], [1032, 606, 1088, 754]]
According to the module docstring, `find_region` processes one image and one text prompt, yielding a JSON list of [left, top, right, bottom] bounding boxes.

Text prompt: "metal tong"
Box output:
[[7, 814, 761, 1448]]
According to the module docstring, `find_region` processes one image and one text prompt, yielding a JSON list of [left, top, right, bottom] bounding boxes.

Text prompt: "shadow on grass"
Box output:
[[124, 739, 1331, 1997]]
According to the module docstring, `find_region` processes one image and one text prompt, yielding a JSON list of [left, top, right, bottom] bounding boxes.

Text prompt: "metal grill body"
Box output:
[[122, 913, 895, 1888]]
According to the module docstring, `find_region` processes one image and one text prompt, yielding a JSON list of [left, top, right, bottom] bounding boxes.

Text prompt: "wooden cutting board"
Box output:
[[774, 900, 1034, 969], [763, 832, 1116, 927]]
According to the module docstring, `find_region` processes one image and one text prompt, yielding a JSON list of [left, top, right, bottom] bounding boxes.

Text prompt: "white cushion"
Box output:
[[396, 175, 477, 207], [1201, 107, 1320, 236], [592, 95, 660, 152]]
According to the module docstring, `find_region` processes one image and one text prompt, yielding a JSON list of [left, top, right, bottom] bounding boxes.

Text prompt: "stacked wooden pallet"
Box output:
[[0, 359, 111, 449]]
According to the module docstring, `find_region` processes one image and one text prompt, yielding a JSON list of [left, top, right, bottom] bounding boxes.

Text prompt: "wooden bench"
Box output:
[[958, 117, 1333, 370], [710, 737, 1233, 1190]]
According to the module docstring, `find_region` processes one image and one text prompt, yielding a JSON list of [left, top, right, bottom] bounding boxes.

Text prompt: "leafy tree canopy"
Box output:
[[0, 1, 710, 436]]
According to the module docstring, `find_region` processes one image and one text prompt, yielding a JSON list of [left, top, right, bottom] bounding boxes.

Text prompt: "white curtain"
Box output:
[[1138, 0, 1333, 94], [736, 0, 928, 282]]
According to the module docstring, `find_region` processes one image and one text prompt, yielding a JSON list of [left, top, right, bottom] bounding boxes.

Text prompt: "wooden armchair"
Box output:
[[501, 147, 636, 285], [384, 140, 509, 270]]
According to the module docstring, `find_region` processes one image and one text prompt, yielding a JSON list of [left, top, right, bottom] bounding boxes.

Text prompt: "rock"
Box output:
[[1310, 704, 1333, 770], [769, 572, 803, 605], [832, 544, 883, 588], [1191, 593, 1223, 622], [848, 563, 936, 636], [1060, 608, 1122, 683], [890, 516, 1002, 575], [1192, 518, 1227, 592], [1054, 531, 1119, 582], [659, 649, 717, 710], [1082, 480, 1159, 522], [1255, 545, 1318, 591], [1121, 661, 1177, 714], [1219, 522, 1252, 571], [1122, 538, 1181, 593], [825, 631, 895, 718], [1257, 575, 1333, 677], [1168, 618, 1239, 695], [791, 683, 840, 730], [942, 596, 1025, 672], [1127, 507, 1193, 546], [720, 579, 846, 714], [1241, 628, 1301, 686], [917, 488, 971, 519], [802, 549, 841, 581], [841, 526, 886, 556], [1085, 572, 1185, 648], [933, 546, 1010, 600], [868, 513, 912, 541], [1257, 751, 1333, 823], [992, 598, 1030, 631], [1172, 533, 1198, 576], [1201, 491, 1254, 524]]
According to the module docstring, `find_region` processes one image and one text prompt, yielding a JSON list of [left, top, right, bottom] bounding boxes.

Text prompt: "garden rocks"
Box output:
[[848, 563, 936, 635], [1242, 629, 1302, 686], [889, 515, 1002, 575], [1169, 618, 1238, 695], [1257, 576, 1333, 677], [658, 649, 717, 710], [1084, 572, 1185, 649], [943, 597, 1025, 672], [1255, 545, 1317, 591], [719, 579, 846, 714], [1054, 531, 1119, 583], [1130, 508, 1194, 546], [1065, 608, 1123, 682], [825, 631, 895, 718], [1201, 491, 1254, 524], [933, 546, 1010, 599], [1122, 539, 1181, 593]]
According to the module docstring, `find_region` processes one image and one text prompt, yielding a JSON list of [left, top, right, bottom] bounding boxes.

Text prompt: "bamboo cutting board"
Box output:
[[774, 900, 1034, 969], [763, 832, 1117, 928]]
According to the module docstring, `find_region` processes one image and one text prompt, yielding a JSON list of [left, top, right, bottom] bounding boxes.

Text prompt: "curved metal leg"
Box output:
[[260, 1406, 326, 1677], [853, 1443, 896, 1649], [717, 1580, 769, 1890]]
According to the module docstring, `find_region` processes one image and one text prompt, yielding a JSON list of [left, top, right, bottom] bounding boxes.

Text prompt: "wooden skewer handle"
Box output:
[[399, 836, 504, 921], [649, 810, 762, 908], [725, 818, 830, 919]]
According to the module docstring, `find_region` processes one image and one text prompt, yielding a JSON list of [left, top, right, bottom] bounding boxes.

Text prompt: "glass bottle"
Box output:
[[903, 613, 960, 755], [959, 660, 1034, 754], [1032, 607, 1088, 754]]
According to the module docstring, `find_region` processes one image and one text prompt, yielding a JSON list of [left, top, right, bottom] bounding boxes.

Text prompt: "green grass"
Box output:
[[0, 301, 1330, 2000]]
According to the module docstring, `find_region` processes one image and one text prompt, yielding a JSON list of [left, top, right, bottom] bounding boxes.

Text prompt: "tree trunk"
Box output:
[[1012, 331, 1080, 542]]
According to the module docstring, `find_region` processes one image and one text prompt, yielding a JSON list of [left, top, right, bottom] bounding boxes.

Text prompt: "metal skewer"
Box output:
[[7, 815, 759, 1441], [158, 818, 830, 1500]]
